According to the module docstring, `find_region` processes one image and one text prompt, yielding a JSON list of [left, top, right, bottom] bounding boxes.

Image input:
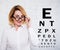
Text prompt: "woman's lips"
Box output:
[[17, 20, 22, 23]]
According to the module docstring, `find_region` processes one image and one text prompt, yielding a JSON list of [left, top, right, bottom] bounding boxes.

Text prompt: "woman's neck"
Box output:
[[14, 24, 21, 31]]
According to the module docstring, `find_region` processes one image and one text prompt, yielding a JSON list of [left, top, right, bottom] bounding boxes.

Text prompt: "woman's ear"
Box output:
[[24, 16, 26, 21]]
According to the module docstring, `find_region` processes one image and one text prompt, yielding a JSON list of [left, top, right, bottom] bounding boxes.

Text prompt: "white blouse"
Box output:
[[1, 24, 39, 50]]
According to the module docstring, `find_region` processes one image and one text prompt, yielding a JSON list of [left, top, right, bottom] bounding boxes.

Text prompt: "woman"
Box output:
[[1, 5, 39, 50]]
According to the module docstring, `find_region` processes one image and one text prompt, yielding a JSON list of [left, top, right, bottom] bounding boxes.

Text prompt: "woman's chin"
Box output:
[[17, 24, 21, 27]]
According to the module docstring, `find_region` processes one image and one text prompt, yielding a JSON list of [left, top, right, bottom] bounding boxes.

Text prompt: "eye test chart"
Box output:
[[0, 0, 60, 50]]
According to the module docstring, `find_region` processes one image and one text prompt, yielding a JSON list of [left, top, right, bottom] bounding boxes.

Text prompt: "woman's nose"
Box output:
[[19, 19, 21, 21]]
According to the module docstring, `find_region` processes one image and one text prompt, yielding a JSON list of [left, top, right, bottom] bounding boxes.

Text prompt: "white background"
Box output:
[[0, 0, 60, 50]]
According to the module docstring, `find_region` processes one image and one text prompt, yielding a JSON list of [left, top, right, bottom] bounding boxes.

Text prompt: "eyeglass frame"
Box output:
[[12, 15, 26, 21]]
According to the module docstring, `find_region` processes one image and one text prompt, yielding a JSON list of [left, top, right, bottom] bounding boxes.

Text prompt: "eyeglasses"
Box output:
[[13, 15, 26, 21]]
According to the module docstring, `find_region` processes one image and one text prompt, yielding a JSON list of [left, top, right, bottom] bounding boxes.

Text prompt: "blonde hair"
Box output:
[[9, 5, 27, 26]]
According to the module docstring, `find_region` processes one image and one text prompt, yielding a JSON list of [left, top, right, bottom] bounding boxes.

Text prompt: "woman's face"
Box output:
[[13, 10, 25, 26]]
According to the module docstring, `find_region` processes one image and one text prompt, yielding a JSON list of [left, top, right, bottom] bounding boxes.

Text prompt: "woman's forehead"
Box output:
[[14, 10, 22, 15]]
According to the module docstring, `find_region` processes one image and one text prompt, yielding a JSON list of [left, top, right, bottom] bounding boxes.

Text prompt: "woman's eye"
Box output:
[[14, 16, 19, 19]]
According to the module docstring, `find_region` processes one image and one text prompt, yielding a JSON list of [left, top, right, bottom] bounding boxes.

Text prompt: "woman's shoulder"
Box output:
[[1, 25, 11, 37], [3, 25, 13, 32]]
